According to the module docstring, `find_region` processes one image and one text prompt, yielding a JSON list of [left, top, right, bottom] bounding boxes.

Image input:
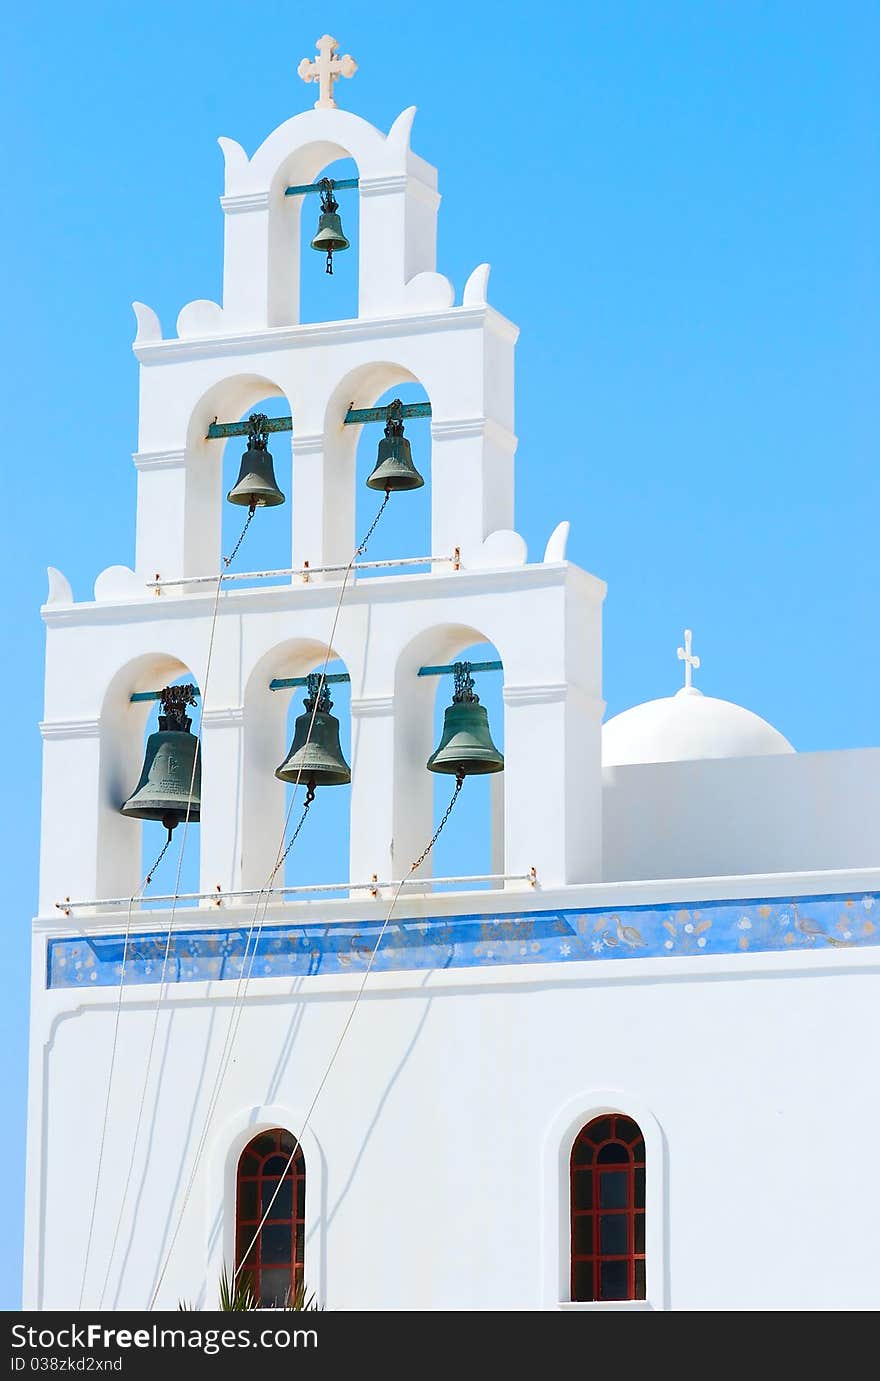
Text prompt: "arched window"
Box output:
[[570, 1114, 646, 1302], [236, 1129, 305, 1307]]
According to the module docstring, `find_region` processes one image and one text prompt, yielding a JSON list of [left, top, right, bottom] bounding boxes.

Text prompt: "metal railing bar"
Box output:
[[56, 870, 538, 912]]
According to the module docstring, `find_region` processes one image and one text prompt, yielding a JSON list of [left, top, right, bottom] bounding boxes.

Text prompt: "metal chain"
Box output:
[[356, 489, 391, 557], [144, 834, 172, 886], [409, 771, 464, 875], [223, 505, 256, 569], [274, 787, 316, 874]]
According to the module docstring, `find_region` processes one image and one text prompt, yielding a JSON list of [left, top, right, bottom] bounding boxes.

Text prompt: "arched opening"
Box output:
[[99, 653, 201, 902], [354, 382, 431, 573], [241, 639, 354, 895], [393, 625, 505, 890], [235, 1129, 305, 1308], [184, 374, 291, 580], [318, 362, 432, 576], [298, 156, 359, 325], [265, 139, 361, 328], [570, 1114, 646, 1302]]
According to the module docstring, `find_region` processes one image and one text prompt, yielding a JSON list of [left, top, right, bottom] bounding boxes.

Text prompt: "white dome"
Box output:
[[602, 687, 795, 767]]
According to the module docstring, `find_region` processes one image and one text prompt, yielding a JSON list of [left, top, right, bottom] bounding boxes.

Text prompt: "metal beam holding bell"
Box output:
[[275, 673, 351, 792], [311, 179, 350, 275], [121, 684, 201, 838], [226, 413, 286, 510], [427, 663, 504, 777], [366, 399, 425, 492]]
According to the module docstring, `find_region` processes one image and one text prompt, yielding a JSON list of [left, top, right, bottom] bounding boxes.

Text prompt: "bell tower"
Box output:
[[28, 36, 606, 1310]]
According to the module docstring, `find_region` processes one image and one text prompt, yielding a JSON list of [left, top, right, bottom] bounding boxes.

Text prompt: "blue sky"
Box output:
[[1, 2, 877, 1307]]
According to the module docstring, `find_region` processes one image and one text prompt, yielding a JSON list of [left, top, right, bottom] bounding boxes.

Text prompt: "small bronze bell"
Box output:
[[427, 663, 504, 777], [227, 414, 286, 510], [275, 674, 351, 790], [366, 401, 425, 492], [311, 179, 350, 275], [121, 685, 201, 836]]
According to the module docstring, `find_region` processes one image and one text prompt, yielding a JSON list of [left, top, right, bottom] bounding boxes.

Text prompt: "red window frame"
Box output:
[[570, 1113, 646, 1302], [235, 1128, 305, 1308]]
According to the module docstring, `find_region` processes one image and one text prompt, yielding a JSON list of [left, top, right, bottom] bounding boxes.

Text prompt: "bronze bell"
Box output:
[[366, 401, 425, 492], [427, 663, 504, 777], [310, 179, 350, 275], [227, 413, 286, 510], [275, 674, 351, 790], [121, 685, 201, 836]]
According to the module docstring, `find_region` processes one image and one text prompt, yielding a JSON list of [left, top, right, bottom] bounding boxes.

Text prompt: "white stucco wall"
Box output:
[[25, 870, 880, 1312], [603, 749, 880, 882]]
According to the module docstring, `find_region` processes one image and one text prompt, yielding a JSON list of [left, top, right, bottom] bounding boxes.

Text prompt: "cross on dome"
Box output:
[[677, 628, 700, 690], [297, 34, 358, 109]]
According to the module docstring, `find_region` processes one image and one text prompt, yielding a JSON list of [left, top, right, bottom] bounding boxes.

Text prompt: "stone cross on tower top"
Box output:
[[298, 34, 358, 109], [677, 628, 701, 690]]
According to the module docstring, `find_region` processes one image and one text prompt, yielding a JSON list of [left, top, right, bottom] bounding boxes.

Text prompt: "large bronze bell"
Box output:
[[427, 663, 504, 777], [275, 675, 351, 790], [366, 401, 425, 492], [310, 179, 350, 275], [121, 685, 201, 836], [227, 413, 286, 510]]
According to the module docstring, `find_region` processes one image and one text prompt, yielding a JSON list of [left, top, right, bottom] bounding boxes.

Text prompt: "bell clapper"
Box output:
[[321, 181, 338, 273]]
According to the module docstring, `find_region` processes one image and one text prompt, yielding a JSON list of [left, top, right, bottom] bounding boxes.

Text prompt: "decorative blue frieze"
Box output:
[[46, 891, 880, 990]]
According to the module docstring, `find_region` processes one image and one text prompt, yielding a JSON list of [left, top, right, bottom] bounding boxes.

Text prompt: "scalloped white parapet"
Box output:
[[45, 568, 73, 605], [131, 301, 162, 345], [543, 521, 570, 563], [220, 105, 424, 200], [462, 263, 491, 307], [217, 135, 249, 183], [176, 300, 227, 339], [468, 529, 528, 570], [401, 272, 454, 312], [93, 565, 143, 602]]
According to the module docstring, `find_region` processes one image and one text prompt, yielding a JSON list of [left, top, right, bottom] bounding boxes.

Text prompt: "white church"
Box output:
[[26, 36, 880, 1311]]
